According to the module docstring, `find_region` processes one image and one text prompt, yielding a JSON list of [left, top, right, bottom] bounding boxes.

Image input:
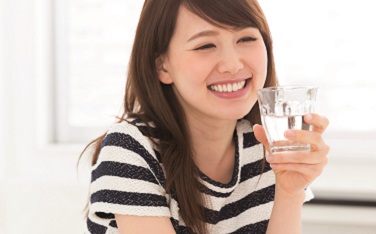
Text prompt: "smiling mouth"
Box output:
[[208, 78, 250, 93]]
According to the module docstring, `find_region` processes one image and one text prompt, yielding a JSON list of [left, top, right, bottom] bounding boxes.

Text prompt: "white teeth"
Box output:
[[227, 84, 232, 92], [223, 85, 227, 92], [209, 80, 247, 93]]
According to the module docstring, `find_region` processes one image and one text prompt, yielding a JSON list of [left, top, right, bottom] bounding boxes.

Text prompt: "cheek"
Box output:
[[255, 45, 268, 73], [248, 46, 268, 79], [175, 56, 213, 85]]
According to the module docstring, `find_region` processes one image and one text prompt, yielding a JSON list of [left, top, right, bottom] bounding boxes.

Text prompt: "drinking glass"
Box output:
[[257, 86, 318, 153]]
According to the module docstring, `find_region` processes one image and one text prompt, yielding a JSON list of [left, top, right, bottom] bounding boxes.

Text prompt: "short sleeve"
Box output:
[[86, 122, 171, 233]]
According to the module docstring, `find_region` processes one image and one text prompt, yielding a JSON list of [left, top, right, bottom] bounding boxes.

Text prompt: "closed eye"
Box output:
[[194, 43, 216, 51], [238, 37, 257, 43]]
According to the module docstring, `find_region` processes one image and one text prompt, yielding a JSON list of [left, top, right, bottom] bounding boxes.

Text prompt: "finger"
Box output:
[[304, 113, 329, 134], [267, 151, 328, 166], [253, 124, 271, 154], [284, 129, 330, 153]]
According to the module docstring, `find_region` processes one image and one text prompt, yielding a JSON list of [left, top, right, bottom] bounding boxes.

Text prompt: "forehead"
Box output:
[[173, 6, 239, 39], [175, 6, 214, 34]]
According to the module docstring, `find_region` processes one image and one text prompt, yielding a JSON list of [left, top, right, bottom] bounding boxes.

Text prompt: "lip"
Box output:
[[208, 78, 251, 99]]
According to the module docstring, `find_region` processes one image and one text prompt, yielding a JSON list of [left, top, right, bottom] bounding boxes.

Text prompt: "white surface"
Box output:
[[302, 204, 376, 234]]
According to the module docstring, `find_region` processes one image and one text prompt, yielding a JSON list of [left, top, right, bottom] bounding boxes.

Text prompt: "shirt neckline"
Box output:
[[198, 129, 240, 189]]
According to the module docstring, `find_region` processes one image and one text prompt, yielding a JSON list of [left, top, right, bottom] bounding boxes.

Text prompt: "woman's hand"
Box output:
[[253, 113, 330, 196]]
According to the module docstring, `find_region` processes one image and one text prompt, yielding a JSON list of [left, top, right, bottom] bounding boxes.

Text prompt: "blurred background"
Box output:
[[1, 0, 375, 233]]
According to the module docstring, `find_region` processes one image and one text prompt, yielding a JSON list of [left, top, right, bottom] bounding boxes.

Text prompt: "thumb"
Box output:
[[253, 124, 271, 154]]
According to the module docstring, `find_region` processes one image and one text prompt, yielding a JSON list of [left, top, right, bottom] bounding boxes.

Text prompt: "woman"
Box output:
[[83, 0, 330, 233]]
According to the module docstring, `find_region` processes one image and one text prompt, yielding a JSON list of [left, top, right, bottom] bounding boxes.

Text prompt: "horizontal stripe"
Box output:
[[240, 158, 272, 183], [170, 217, 191, 234], [91, 190, 168, 207], [91, 202, 171, 217], [243, 132, 260, 149], [203, 185, 275, 224], [91, 176, 164, 196], [199, 165, 274, 200], [95, 145, 153, 168], [87, 218, 107, 234], [208, 170, 275, 211], [198, 183, 233, 198], [153, 149, 162, 163], [207, 202, 273, 233], [91, 161, 158, 184], [241, 143, 264, 165], [230, 219, 269, 234], [102, 132, 166, 188], [95, 212, 114, 219]]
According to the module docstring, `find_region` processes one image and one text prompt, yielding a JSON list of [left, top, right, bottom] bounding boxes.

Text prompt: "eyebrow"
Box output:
[[187, 30, 219, 42]]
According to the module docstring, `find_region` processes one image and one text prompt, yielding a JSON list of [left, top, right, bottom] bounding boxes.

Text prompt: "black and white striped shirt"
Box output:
[[86, 119, 313, 233]]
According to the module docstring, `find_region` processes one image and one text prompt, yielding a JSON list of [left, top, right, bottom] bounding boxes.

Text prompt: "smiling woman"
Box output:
[[157, 7, 268, 122], [47, 0, 375, 233], [1, 0, 375, 233], [80, 0, 330, 234]]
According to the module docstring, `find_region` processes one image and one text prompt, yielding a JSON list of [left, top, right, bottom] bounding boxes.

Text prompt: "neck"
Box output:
[[186, 114, 237, 167]]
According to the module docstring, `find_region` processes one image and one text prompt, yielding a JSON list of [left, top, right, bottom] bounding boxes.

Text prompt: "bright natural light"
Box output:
[[65, 0, 376, 135], [66, 1, 144, 127], [60, 0, 376, 202], [260, 0, 376, 133]]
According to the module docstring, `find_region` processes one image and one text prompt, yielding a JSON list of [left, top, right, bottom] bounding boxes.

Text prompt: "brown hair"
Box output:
[[81, 0, 277, 233]]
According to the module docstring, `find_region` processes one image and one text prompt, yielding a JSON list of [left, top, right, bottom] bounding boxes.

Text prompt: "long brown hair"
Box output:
[[80, 0, 277, 233]]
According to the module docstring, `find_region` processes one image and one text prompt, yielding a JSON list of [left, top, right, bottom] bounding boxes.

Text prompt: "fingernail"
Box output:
[[285, 130, 295, 138], [305, 114, 313, 122]]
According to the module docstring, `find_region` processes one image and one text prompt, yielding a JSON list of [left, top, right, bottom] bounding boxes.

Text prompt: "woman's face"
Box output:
[[158, 6, 268, 123]]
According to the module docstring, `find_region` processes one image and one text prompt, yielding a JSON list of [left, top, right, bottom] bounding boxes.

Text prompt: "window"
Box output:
[[55, 0, 144, 143], [260, 0, 376, 133], [55, 0, 376, 200], [259, 0, 376, 201]]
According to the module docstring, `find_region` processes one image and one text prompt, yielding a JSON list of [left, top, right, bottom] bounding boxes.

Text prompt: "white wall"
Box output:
[[0, 0, 375, 233], [0, 0, 89, 233]]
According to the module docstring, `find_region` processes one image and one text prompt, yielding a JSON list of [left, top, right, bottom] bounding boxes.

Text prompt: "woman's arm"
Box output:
[[266, 187, 305, 234], [115, 214, 176, 234], [254, 113, 330, 234]]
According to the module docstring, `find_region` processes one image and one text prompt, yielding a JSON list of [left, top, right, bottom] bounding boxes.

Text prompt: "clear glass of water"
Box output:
[[257, 86, 318, 153]]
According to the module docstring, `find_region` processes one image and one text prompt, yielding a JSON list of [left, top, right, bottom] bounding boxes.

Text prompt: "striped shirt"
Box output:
[[86, 119, 313, 233]]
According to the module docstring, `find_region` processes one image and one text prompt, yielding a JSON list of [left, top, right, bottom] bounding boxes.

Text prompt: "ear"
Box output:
[[156, 56, 173, 84]]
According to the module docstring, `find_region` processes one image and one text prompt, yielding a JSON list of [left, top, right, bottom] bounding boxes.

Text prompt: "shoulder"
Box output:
[[93, 119, 166, 186], [87, 119, 171, 231], [103, 119, 156, 149]]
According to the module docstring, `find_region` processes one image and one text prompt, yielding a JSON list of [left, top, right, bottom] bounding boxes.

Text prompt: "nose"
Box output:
[[217, 47, 244, 74]]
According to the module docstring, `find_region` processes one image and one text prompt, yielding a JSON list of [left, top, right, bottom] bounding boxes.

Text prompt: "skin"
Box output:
[[115, 5, 330, 234]]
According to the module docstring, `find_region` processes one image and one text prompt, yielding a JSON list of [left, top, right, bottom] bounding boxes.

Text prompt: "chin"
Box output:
[[219, 109, 252, 121]]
